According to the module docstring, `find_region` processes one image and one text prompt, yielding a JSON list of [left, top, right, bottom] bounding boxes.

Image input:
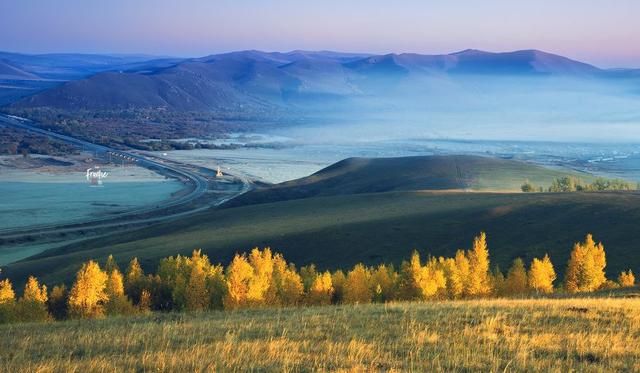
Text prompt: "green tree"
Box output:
[[125, 258, 147, 305], [104, 254, 120, 275], [185, 264, 209, 311], [104, 269, 135, 316], [18, 276, 50, 322], [504, 258, 528, 295], [47, 285, 68, 320]]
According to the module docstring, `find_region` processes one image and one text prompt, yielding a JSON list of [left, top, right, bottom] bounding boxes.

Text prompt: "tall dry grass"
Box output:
[[1, 297, 639, 372]]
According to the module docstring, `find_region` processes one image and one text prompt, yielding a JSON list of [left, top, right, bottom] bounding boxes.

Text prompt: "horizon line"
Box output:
[[2, 48, 639, 70]]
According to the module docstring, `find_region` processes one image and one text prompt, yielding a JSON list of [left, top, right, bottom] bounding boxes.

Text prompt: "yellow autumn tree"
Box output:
[[23, 276, 48, 303], [618, 270, 635, 288], [399, 252, 445, 300], [223, 253, 254, 309], [104, 268, 135, 315], [439, 257, 464, 299], [528, 254, 556, 294], [466, 232, 492, 296], [504, 258, 528, 295], [565, 234, 607, 293], [306, 271, 334, 305], [417, 257, 445, 299], [68, 260, 109, 319], [0, 278, 17, 324], [246, 248, 274, 306], [19, 276, 50, 322], [271, 254, 303, 306], [106, 269, 125, 297], [0, 279, 15, 304], [343, 264, 372, 304], [454, 250, 470, 296]]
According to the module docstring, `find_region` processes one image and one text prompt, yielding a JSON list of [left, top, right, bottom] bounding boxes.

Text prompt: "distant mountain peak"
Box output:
[[450, 49, 489, 56]]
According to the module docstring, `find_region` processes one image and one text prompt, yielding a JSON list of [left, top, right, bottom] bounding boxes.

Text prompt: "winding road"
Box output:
[[0, 113, 251, 239]]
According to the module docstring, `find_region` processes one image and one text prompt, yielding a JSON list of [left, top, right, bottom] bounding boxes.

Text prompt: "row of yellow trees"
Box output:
[[0, 233, 636, 323]]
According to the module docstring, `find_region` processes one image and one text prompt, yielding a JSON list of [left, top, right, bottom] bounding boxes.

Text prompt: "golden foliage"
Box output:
[[272, 254, 304, 306], [23, 276, 48, 303], [565, 234, 607, 293], [618, 270, 635, 288], [0, 232, 627, 325], [0, 279, 16, 304], [106, 269, 125, 297], [306, 271, 333, 305], [68, 260, 108, 319], [343, 264, 372, 304], [466, 232, 491, 296], [224, 253, 254, 309], [104, 269, 135, 316], [528, 254, 556, 294]]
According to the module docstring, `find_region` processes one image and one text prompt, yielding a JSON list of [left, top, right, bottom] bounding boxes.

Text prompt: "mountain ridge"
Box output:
[[7, 48, 619, 112]]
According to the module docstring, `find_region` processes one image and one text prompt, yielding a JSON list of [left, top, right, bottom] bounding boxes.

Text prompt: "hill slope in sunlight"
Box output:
[[225, 155, 584, 207]]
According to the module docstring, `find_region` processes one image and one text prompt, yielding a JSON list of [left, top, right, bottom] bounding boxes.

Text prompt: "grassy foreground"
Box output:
[[2, 297, 640, 372]]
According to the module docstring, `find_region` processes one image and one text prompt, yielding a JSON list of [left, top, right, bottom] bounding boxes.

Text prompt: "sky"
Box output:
[[0, 0, 638, 68]]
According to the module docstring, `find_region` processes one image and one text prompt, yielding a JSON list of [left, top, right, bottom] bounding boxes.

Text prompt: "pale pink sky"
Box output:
[[1, 0, 638, 68]]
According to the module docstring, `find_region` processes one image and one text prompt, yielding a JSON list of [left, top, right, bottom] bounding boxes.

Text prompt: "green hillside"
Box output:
[[3, 155, 636, 287], [5, 189, 640, 287], [226, 155, 588, 206]]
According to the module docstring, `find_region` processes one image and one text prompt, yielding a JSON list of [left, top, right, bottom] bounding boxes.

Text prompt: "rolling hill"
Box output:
[[225, 155, 585, 207], [3, 156, 638, 288]]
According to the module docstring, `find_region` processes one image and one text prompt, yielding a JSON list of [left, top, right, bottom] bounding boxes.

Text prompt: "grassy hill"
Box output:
[[5, 189, 640, 288], [2, 155, 636, 287], [2, 297, 639, 371], [226, 155, 587, 206]]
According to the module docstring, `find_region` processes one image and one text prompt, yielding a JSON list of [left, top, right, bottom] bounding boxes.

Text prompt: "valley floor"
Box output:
[[2, 296, 639, 372]]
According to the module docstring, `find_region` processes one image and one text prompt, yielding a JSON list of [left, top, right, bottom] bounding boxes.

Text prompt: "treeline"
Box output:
[[5, 108, 247, 152], [0, 234, 636, 324], [0, 127, 78, 156], [521, 176, 638, 193]]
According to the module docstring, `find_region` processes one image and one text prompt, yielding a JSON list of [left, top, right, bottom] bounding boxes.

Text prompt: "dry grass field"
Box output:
[[2, 296, 639, 372]]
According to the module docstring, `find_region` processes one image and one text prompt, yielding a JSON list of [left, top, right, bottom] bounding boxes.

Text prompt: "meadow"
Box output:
[[7, 190, 640, 288], [1, 296, 639, 372]]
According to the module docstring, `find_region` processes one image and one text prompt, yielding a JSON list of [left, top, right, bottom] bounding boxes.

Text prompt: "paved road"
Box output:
[[0, 114, 250, 238]]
